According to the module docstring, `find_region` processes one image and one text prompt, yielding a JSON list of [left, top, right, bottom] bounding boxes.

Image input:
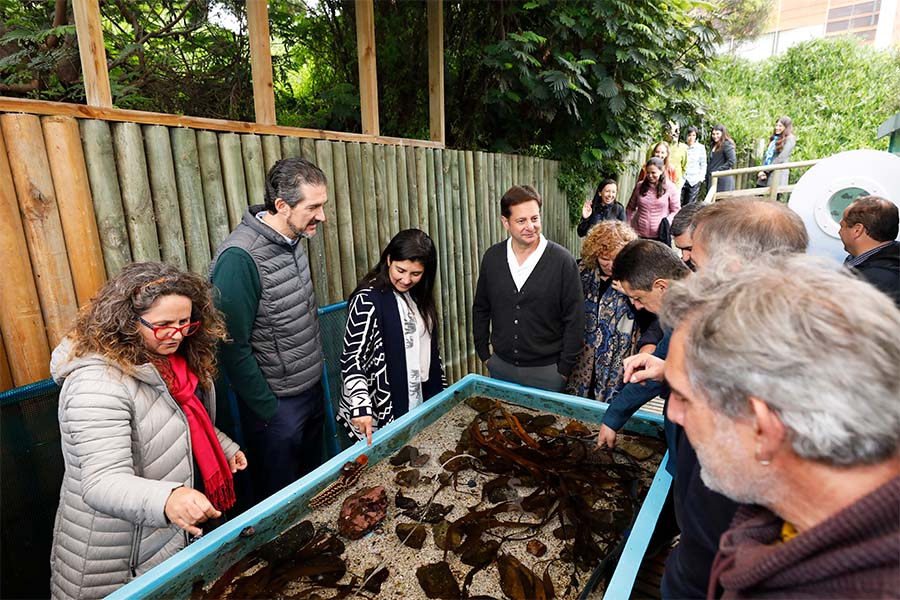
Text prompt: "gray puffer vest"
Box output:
[[49, 338, 240, 600], [212, 206, 323, 396]]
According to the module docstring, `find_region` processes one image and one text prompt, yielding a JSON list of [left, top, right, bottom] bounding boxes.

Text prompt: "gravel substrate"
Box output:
[[216, 398, 663, 600]]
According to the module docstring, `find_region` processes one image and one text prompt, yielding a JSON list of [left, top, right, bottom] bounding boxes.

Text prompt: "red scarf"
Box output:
[[159, 354, 235, 512]]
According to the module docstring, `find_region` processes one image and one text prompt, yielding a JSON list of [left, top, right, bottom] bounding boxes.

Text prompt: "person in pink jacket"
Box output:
[[626, 156, 680, 240]]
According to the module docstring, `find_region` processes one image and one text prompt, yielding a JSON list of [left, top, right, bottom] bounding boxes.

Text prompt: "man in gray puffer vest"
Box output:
[[211, 158, 327, 503]]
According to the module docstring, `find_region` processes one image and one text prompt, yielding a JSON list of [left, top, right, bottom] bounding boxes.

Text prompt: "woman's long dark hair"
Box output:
[[712, 123, 733, 152], [592, 178, 618, 211], [639, 157, 667, 197], [352, 229, 439, 331], [771, 116, 793, 155]]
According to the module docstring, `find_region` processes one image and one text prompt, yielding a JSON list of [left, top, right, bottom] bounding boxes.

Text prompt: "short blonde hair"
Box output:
[[581, 220, 638, 266]]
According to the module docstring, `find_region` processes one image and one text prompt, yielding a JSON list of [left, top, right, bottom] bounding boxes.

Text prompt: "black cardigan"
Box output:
[[472, 240, 584, 375]]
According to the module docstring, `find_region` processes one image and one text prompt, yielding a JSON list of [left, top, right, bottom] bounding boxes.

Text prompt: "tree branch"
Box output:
[[0, 79, 40, 93], [40, 0, 67, 50], [107, 0, 199, 70]]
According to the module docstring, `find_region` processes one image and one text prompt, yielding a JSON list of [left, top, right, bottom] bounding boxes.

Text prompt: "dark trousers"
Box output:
[[681, 181, 701, 206], [240, 382, 325, 503]]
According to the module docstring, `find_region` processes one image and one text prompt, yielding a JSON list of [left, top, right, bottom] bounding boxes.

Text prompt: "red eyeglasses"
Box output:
[[138, 317, 201, 341]]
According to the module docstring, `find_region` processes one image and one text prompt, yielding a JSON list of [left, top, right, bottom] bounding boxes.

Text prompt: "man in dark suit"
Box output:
[[839, 195, 900, 307]]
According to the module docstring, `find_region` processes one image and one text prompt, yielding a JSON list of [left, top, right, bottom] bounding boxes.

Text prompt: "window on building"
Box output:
[[826, 0, 881, 41]]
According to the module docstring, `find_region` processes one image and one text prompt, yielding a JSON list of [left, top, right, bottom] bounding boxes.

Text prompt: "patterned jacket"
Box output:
[[337, 286, 445, 440]]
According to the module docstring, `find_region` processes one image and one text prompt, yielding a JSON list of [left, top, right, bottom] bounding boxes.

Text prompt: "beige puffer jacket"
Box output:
[[49, 338, 240, 600]]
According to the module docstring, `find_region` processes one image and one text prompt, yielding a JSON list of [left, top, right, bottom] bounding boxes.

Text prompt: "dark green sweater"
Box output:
[[211, 247, 278, 422]]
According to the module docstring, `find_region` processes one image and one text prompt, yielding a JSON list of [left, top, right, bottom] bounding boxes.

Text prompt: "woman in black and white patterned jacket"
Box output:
[[337, 229, 446, 445]]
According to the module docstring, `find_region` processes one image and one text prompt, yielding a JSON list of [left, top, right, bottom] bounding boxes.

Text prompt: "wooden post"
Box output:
[[112, 122, 161, 262], [171, 128, 211, 273], [241, 134, 266, 205], [281, 136, 301, 159], [355, 0, 379, 136], [346, 143, 369, 278], [218, 133, 249, 229], [79, 119, 132, 276], [0, 332, 14, 391], [1, 113, 78, 348], [388, 147, 408, 232], [768, 170, 780, 202], [246, 0, 276, 125], [72, 0, 112, 108], [261, 135, 282, 173], [331, 142, 357, 297], [360, 143, 380, 266], [314, 140, 343, 303], [197, 130, 231, 252], [41, 116, 107, 307], [427, 0, 445, 144], [363, 144, 391, 248], [299, 138, 328, 306], [143, 125, 188, 269], [0, 126, 52, 385]]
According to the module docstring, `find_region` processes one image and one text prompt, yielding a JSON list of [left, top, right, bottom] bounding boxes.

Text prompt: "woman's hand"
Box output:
[[582, 199, 593, 219], [757, 171, 767, 181], [164, 487, 221, 536], [228, 450, 248, 473], [352, 416, 374, 446]]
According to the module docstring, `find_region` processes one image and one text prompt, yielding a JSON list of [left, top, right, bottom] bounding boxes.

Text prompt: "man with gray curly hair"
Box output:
[[661, 253, 900, 597]]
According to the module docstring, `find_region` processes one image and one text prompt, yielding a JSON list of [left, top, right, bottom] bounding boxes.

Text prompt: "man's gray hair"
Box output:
[[264, 158, 327, 213], [661, 253, 900, 466], [692, 198, 809, 258]]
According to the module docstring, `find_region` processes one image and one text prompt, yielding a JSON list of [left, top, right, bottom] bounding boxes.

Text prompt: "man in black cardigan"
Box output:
[[473, 185, 584, 392]]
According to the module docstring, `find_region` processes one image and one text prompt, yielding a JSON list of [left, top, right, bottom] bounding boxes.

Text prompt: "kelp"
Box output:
[[417, 396, 664, 597], [199, 396, 663, 600]]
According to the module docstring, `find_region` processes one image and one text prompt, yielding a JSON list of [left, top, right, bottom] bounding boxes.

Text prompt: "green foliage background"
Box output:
[[695, 37, 900, 161], [4, 4, 898, 222]]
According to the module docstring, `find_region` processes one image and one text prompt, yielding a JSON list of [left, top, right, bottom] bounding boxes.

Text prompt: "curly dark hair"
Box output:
[[68, 262, 227, 385]]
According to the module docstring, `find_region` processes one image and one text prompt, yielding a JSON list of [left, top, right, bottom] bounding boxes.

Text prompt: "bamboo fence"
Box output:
[[0, 112, 579, 390]]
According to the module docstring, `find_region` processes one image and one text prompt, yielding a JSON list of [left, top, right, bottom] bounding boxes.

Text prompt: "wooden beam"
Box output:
[[71, 0, 112, 108], [0, 122, 52, 386], [0, 97, 443, 148], [428, 0, 445, 144], [246, 0, 277, 125], [355, 0, 379, 136]]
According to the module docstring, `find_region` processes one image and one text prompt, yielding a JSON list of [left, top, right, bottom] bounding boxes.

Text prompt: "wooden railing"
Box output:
[[704, 159, 821, 203]]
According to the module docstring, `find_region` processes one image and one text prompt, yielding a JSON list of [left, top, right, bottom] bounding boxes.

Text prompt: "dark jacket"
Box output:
[[577, 201, 627, 237], [600, 331, 738, 600], [473, 239, 584, 376], [709, 477, 900, 599], [706, 139, 737, 193], [852, 241, 900, 307]]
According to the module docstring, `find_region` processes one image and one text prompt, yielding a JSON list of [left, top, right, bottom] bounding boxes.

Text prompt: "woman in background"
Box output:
[[639, 141, 678, 184], [338, 229, 446, 445], [757, 116, 796, 188], [50, 262, 246, 599], [706, 124, 737, 194], [578, 178, 626, 237], [567, 221, 640, 400], [627, 157, 680, 241]]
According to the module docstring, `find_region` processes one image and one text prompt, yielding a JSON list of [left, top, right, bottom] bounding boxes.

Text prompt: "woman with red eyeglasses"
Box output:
[[48, 262, 247, 599]]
